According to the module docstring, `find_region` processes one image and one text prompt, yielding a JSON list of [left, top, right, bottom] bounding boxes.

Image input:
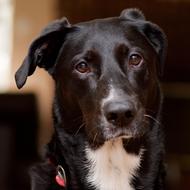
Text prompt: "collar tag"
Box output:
[[55, 165, 67, 187]]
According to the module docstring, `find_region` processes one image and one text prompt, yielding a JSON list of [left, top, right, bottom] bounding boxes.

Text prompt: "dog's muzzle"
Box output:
[[101, 100, 138, 140]]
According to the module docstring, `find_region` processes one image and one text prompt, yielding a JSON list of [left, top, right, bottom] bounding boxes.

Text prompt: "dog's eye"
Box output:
[[75, 61, 91, 73], [129, 54, 142, 66]]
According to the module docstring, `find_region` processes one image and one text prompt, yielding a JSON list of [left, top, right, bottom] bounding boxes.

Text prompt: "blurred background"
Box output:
[[0, 0, 190, 189]]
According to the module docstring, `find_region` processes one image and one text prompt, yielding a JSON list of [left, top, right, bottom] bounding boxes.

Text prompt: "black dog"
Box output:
[[15, 9, 167, 190]]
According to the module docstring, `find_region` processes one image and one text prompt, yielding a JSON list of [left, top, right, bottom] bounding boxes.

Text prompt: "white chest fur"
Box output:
[[85, 138, 141, 190]]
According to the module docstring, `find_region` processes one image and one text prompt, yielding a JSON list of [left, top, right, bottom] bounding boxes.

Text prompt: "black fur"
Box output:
[[15, 9, 167, 190]]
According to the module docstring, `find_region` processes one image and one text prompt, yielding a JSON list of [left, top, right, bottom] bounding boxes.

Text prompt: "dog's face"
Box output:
[[15, 9, 167, 147]]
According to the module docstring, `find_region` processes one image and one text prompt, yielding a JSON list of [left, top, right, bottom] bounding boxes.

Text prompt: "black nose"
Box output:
[[104, 102, 135, 127]]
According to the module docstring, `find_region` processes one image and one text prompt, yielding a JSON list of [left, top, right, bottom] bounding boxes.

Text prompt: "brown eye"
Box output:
[[75, 61, 91, 73], [129, 54, 142, 66]]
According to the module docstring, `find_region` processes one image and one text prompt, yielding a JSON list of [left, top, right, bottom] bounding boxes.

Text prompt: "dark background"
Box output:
[[1, 0, 190, 189]]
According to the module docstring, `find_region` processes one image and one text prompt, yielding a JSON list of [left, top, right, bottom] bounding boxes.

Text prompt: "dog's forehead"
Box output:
[[66, 18, 148, 52], [75, 18, 136, 40]]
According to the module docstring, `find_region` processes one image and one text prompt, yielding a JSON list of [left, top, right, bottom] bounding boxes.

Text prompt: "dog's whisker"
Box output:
[[88, 128, 97, 138], [92, 132, 98, 145], [144, 114, 161, 126], [74, 122, 86, 136], [87, 127, 99, 145]]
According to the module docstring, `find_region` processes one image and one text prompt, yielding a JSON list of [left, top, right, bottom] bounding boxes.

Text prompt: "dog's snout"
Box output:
[[104, 102, 135, 127]]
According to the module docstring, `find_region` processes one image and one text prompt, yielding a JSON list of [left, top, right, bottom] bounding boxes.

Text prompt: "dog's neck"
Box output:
[[85, 138, 142, 190], [52, 128, 144, 190]]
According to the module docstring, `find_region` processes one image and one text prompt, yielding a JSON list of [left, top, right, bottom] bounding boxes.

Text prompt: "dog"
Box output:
[[15, 8, 167, 190]]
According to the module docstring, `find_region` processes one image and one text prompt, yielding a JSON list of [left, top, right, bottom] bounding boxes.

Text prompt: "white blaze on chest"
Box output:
[[85, 138, 141, 190]]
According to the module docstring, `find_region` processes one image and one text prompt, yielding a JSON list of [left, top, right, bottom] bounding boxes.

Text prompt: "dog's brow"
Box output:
[[115, 44, 130, 54], [84, 50, 99, 60]]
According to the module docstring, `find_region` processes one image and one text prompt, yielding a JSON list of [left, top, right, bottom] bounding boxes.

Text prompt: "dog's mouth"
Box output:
[[85, 121, 148, 149], [102, 126, 133, 141]]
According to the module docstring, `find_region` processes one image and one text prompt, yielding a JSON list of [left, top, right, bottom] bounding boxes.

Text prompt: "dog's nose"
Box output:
[[104, 102, 135, 127]]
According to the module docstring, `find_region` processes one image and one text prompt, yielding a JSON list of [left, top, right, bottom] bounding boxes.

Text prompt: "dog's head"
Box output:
[[15, 9, 167, 147]]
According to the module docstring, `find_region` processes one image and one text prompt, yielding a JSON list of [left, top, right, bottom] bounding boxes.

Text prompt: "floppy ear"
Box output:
[[140, 22, 167, 76], [120, 8, 145, 21], [120, 8, 167, 76], [15, 17, 71, 89]]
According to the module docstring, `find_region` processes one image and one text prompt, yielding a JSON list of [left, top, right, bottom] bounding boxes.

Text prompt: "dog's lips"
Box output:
[[103, 126, 132, 141]]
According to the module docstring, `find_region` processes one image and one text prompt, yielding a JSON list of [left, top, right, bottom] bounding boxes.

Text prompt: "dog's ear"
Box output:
[[120, 9, 167, 76], [140, 22, 167, 76], [15, 17, 71, 89], [120, 8, 145, 21]]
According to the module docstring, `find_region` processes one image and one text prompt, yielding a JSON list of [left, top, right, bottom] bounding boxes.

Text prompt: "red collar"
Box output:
[[55, 165, 67, 187], [48, 157, 67, 187]]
